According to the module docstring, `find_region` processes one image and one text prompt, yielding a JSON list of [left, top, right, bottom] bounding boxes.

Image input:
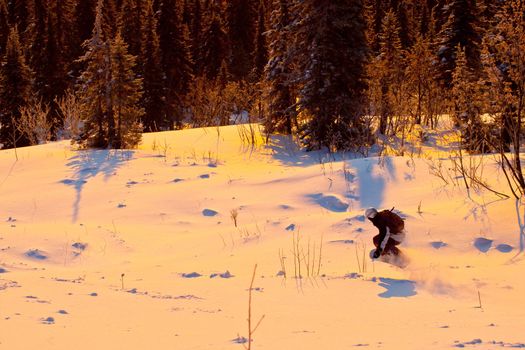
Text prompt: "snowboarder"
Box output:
[[365, 207, 405, 259]]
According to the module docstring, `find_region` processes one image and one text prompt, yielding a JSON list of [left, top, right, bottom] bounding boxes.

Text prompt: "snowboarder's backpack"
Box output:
[[380, 209, 404, 232]]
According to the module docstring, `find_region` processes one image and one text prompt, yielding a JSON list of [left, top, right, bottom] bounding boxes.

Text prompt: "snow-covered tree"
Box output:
[[76, 0, 111, 148], [110, 33, 143, 148], [77, 9, 144, 149], [293, 0, 370, 151], [77, 0, 142, 149]]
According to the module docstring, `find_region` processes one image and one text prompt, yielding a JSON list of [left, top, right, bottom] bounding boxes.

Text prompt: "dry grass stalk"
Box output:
[[244, 264, 265, 350]]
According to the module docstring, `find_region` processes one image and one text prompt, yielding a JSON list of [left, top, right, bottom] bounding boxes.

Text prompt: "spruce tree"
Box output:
[[7, 0, 29, 35], [253, 0, 268, 80], [405, 33, 440, 127], [0, 0, 8, 53], [72, 0, 97, 54], [477, 0, 499, 32], [152, 0, 160, 12], [99, 0, 119, 41], [44, 5, 67, 129], [483, 0, 525, 160], [77, 0, 112, 148], [28, 0, 48, 92], [451, 45, 486, 153], [264, 0, 295, 135], [77, 0, 143, 149], [437, 0, 482, 86], [432, 0, 448, 32], [100, 0, 119, 144], [71, 0, 97, 78], [293, 0, 370, 151], [140, 0, 166, 131], [395, 2, 411, 50], [190, 0, 203, 68], [368, 9, 404, 135], [418, 1, 431, 37], [158, 0, 194, 128], [50, 0, 76, 63], [119, 0, 143, 57], [365, 0, 387, 55], [182, 0, 192, 27], [28, 0, 72, 134], [110, 33, 143, 148], [199, 5, 228, 81], [226, 0, 257, 81], [0, 28, 33, 148]]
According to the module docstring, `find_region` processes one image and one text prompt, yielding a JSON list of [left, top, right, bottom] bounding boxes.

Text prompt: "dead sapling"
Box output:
[[290, 231, 323, 279], [231, 209, 239, 227], [243, 264, 265, 350], [355, 242, 368, 274], [159, 138, 170, 162], [278, 249, 287, 279], [477, 290, 484, 311]]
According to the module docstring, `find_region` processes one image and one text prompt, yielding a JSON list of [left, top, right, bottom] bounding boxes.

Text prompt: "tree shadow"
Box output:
[[266, 134, 324, 167], [266, 135, 397, 211], [377, 277, 417, 298], [61, 149, 134, 222], [306, 193, 349, 212], [352, 157, 397, 209], [515, 198, 525, 253]]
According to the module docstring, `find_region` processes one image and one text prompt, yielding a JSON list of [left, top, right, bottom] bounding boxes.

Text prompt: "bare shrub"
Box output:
[[55, 90, 82, 141], [17, 96, 52, 145], [283, 231, 323, 280], [188, 77, 258, 128]]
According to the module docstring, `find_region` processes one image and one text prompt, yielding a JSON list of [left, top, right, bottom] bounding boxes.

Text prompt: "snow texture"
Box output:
[[0, 124, 523, 349]]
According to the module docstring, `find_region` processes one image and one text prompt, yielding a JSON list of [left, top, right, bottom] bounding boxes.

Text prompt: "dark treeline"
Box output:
[[0, 0, 524, 154]]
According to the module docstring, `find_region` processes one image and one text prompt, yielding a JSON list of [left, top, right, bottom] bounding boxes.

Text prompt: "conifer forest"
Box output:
[[0, 0, 523, 154]]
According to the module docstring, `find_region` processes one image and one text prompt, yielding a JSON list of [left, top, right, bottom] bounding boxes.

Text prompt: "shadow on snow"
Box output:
[[267, 134, 398, 210], [62, 149, 134, 222], [377, 277, 417, 298], [351, 156, 397, 209]]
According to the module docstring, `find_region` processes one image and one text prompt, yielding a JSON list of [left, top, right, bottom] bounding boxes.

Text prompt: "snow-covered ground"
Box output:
[[0, 124, 524, 349]]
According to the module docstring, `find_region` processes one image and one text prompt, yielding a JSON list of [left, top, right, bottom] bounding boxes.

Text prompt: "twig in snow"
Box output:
[[243, 264, 265, 350]]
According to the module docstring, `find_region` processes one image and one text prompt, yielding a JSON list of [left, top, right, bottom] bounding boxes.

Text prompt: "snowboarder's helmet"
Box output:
[[365, 208, 378, 219]]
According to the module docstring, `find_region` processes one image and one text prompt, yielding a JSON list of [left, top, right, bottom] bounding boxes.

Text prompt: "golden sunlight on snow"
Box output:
[[0, 124, 524, 350]]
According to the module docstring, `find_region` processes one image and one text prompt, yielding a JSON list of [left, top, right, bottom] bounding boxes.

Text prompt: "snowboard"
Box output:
[[370, 248, 409, 268]]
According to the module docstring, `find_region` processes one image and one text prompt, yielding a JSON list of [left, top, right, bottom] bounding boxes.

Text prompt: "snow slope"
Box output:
[[0, 124, 524, 349]]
